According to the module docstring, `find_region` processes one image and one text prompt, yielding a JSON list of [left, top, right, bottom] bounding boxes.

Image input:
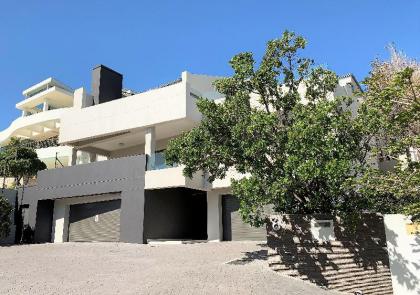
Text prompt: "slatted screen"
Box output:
[[68, 199, 121, 242], [222, 195, 266, 241]]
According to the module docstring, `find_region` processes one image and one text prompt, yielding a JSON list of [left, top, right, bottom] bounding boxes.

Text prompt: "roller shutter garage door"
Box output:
[[68, 199, 121, 242], [222, 195, 266, 241]]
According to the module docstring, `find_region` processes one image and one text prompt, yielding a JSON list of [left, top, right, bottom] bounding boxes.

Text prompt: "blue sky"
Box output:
[[0, 1, 419, 130]]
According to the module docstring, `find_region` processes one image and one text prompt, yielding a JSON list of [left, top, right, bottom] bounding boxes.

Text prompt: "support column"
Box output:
[[120, 188, 145, 243], [52, 200, 69, 243], [207, 191, 222, 241], [88, 152, 97, 163], [69, 148, 78, 166], [42, 100, 49, 112], [145, 127, 156, 170]]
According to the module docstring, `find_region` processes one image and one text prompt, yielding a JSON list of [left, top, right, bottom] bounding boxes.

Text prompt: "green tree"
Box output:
[[0, 137, 47, 242], [0, 137, 47, 188], [0, 194, 13, 239], [166, 31, 371, 226], [358, 46, 420, 219]]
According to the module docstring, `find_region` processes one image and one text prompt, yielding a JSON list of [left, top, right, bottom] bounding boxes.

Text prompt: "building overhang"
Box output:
[[0, 108, 67, 146], [17, 86, 74, 111]]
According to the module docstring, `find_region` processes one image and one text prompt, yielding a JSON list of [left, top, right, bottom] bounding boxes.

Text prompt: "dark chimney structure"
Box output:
[[92, 65, 123, 105]]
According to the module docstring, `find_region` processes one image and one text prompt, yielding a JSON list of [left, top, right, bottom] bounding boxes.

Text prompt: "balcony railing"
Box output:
[[23, 136, 59, 149], [146, 150, 177, 171]]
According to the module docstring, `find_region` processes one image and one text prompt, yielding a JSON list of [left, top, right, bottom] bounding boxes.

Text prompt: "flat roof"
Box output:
[[22, 77, 73, 97]]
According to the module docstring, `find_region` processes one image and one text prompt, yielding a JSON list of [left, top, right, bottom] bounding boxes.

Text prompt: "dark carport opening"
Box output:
[[34, 199, 54, 243], [144, 188, 207, 242]]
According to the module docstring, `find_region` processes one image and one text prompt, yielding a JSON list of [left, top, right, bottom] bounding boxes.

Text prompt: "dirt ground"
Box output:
[[0, 242, 336, 294]]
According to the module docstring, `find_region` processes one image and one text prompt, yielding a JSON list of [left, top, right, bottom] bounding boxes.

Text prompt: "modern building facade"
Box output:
[[0, 78, 83, 175], [1, 65, 363, 244]]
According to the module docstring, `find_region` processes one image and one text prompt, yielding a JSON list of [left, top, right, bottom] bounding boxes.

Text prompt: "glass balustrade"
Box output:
[[146, 150, 177, 171]]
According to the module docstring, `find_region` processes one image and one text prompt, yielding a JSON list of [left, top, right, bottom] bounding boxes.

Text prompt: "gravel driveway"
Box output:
[[0, 242, 336, 295]]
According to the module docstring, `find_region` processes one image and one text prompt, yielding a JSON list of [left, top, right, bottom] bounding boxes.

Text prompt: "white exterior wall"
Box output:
[[145, 167, 206, 190], [51, 201, 69, 243], [0, 108, 67, 146], [384, 214, 420, 295], [59, 82, 190, 144]]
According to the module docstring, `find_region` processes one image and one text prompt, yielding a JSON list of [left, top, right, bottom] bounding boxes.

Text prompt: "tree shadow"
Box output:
[[267, 214, 394, 294], [226, 248, 268, 265], [385, 225, 419, 292]]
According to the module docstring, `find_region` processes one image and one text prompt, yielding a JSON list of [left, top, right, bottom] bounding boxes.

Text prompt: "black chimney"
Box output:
[[92, 65, 123, 105]]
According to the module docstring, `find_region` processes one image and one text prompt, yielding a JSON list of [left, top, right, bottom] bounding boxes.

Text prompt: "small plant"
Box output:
[[0, 194, 13, 239], [21, 225, 34, 244]]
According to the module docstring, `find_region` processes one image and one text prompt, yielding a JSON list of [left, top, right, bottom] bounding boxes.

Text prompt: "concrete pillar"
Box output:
[[89, 152, 97, 163], [120, 188, 145, 243], [42, 100, 49, 112], [145, 127, 156, 170], [69, 148, 78, 166], [207, 191, 222, 241], [52, 200, 69, 243], [21, 110, 28, 117]]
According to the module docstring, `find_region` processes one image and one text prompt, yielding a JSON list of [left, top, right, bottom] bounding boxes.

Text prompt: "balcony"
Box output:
[[145, 166, 207, 191], [59, 77, 200, 146], [0, 108, 69, 145], [146, 150, 177, 171], [145, 150, 207, 190], [36, 146, 73, 169], [17, 78, 73, 113]]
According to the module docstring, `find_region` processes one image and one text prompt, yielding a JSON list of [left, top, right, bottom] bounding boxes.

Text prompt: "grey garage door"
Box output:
[[222, 195, 266, 241], [68, 199, 121, 242]]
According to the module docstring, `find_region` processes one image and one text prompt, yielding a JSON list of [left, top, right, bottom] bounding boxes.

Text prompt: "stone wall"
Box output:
[[267, 214, 393, 294]]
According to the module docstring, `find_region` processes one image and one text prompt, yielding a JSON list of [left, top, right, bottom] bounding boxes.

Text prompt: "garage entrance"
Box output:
[[222, 195, 266, 241], [68, 199, 121, 242], [144, 188, 207, 241]]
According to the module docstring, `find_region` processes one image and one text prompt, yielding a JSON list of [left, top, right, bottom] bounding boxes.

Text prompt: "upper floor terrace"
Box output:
[[58, 71, 223, 155], [18, 77, 74, 117], [0, 77, 74, 146]]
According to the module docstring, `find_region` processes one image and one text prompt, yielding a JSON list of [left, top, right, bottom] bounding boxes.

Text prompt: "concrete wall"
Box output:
[[145, 166, 206, 190], [0, 108, 67, 146], [23, 155, 146, 243], [384, 214, 420, 295], [59, 81, 189, 144], [267, 214, 393, 295], [207, 190, 223, 241]]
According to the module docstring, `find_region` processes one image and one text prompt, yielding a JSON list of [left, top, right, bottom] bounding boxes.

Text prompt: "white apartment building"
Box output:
[[1, 65, 362, 244]]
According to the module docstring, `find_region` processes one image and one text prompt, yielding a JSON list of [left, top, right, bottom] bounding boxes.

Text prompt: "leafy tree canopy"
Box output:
[[0, 137, 47, 187], [358, 46, 420, 219], [166, 31, 372, 225]]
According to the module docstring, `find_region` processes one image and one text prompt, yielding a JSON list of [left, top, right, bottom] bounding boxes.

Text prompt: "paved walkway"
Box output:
[[0, 242, 336, 294]]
